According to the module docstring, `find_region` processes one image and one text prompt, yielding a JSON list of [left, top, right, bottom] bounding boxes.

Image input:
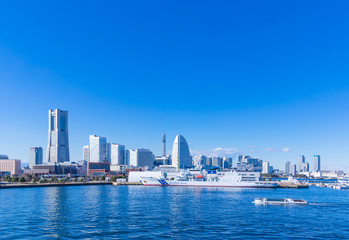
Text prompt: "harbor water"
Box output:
[[0, 185, 348, 239]]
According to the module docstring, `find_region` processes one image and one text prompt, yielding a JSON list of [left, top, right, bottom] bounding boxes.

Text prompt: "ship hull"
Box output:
[[140, 177, 277, 188]]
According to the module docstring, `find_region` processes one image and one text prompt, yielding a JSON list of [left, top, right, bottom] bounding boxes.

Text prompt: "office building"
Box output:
[[0, 155, 8, 159], [46, 109, 70, 163], [290, 163, 296, 175], [129, 149, 153, 168], [162, 133, 166, 157], [298, 155, 305, 172], [89, 135, 107, 163], [83, 145, 90, 162], [171, 134, 191, 169], [0, 159, 21, 176], [285, 161, 290, 175], [314, 155, 321, 172], [301, 162, 309, 172], [262, 161, 270, 174], [29, 147, 43, 168], [110, 143, 125, 165]]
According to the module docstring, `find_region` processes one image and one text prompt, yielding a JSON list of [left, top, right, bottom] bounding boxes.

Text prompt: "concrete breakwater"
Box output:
[[0, 181, 112, 189]]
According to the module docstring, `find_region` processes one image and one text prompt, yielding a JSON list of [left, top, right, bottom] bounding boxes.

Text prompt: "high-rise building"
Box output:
[[29, 147, 43, 168], [110, 144, 125, 165], [206, 157, 212, 166], [0, 159, 21, 176], [262, 161, 270, 174], [162, 133, 166, 157], [290, 163, 297, 175], [46, 109, 70, 163], [301, 162, 309, 172], [298, 155, 305, 172], [129, 149, 153, 168], [89, 135, 107, 163], [83, 145, 90, 162], [314, 155, 321, 172], [285, 161, 290, 175], [171, 135, 191, 169], [211, 156, 222, 167]]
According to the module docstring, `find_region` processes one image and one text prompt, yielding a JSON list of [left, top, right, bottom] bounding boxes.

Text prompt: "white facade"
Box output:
[[110, 143, 125, 165], [83, 145, 90, 162], [262, 161, 270, 174], [171, 135, 191, 169], [46, 109, 70, 163], [89, 135, 107, 163]]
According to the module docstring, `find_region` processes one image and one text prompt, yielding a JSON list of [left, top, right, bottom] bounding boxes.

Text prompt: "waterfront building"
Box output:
[[290, 163, 296, 175], [46, 109, 70, 163], [89, 135, 107, 163], [285, 161, 290, 175], [298, 155, 305, 172], [0, 159, 21, 176], [262, 161, 270, 174], [110, 143, 125, 165], [171, 135, 192, 169], [29, 147, 43, 168], [87, 162, 110, 176], [83, 145, 90, 162], [314, 155, 321, 172], [129, 149, 153, 168]]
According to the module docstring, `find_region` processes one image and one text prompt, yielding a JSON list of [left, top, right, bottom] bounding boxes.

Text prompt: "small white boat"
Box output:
[[253, 198, 307, 205]]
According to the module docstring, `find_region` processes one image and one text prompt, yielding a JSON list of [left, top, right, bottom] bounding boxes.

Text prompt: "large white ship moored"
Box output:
[[140, 171, 277, 188]]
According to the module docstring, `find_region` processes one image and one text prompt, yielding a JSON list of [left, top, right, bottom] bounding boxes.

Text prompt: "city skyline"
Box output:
[[1, 1, 349, 171]]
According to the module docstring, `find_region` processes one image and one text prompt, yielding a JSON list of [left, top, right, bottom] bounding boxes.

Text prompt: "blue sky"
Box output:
[[1, 1, 349, 170]]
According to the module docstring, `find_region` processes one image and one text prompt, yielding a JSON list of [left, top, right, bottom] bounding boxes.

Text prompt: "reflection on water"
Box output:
[[0, 186, 349, 239]]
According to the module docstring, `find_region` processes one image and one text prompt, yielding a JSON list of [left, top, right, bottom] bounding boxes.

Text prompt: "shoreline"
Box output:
[[0, 181, 112, 189]]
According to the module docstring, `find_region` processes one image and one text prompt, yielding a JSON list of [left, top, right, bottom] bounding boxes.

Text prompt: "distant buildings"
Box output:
[[314, 155, 321, 172], [29, 147, 43, 168], [89, 135, 107, 163], [171, 135, 191, 169], [46, 109, 70, 163], [237, 155, 263, 172], [298, 155, 305, 172]]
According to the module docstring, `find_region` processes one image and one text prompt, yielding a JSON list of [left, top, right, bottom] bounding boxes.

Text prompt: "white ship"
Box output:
[[253, 198, 307, 205], [140, 171, 277, 188]]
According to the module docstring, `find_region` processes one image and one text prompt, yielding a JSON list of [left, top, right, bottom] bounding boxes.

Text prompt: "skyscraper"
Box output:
[[129, 149, 153, 168], [298, 155, 305, 172], [46, 109, 70, 163], [83, 145, 90, 162], [89, 135, 107, 163], [285, 161, 290, 175], [162, 133, 166, 157], [290, 163, 296, 175], [110, 143, 125, 165], [29, 147, 43, 168], [171, 135, 191, 169], [262, 161, 270, 174], [314, 155, 321, 172]]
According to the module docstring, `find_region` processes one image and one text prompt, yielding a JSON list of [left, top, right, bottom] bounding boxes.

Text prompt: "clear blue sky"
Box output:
[[1, 1, 349, 171]]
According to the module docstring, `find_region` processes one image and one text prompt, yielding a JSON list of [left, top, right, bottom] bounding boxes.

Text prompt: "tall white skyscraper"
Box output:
[[314, 155, 321, 172], [171, 135, 191, 169], [285, 161, 290, 175], [83, 145, 90, 162], [29, 147, 43, 168], [110, 144, 125, 165], [46, 109, 70, 163], [89, 135, 107, 163]]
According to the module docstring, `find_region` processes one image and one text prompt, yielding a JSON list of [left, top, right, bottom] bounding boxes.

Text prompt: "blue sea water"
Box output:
[[0, 186, 349, 239]]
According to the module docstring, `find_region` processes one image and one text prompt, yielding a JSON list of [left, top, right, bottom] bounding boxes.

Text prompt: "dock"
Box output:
[[277, 183, 309, 189], [112, 182, 143, 186], [0, 181, 112, 189]]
